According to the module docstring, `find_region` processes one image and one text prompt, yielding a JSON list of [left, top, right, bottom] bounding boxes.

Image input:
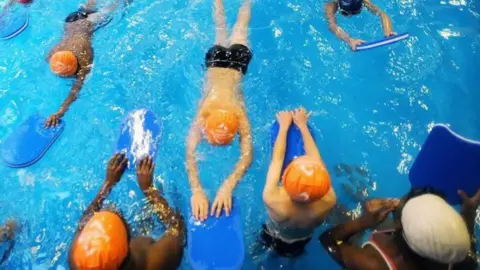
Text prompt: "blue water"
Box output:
[[0, 0, 479, 269]]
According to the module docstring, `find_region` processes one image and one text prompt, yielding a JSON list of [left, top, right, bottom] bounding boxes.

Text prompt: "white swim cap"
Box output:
[[401, 194, 470, 264]]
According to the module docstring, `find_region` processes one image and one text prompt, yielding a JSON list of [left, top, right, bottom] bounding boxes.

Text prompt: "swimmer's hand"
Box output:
[[348, 38, 365, 51], [292, 107, 312, 129], [211, 185, 233, 218], [361, 199, 400, 227], [191, 190, 209, 222], [384, 30, 397, 38], [137, 156, 155, 191], [277, 111, 293, 129], [45, 111, 64, 128], [105, 153, 128, 186], [458, 189, 480, 214]]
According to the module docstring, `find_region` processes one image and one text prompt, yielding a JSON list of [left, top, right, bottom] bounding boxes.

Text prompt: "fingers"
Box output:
[[202, 200, 208, 221], [192, 202, 200, 221], [225, 196, 232, 216], [215, 200, 223, 217], [458, 190, 469, 201]]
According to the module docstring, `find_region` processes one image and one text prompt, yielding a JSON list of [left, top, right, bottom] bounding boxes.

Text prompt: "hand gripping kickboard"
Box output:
[[188, 199, 244, 270], [115, 109, 162, 170], [0, 7, 29, 40], [356, 33, 409, 51], [2, 114, 64, 168], [271, 121, 315, 173], [409, 124, 480, 205]]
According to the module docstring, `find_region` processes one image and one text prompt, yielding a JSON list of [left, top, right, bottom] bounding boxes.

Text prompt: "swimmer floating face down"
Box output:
[[186, 0, 254, 222]]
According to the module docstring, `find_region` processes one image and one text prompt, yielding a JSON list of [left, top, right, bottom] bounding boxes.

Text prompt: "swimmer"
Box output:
[[325, 0, 396, 50], [320, 188, 479, 270], [45, 0, 121, 128], [69, 154, 185, 270], [186, 0, 253, 221], [261, 108, 337, 257], [0, 219, 17, 265]]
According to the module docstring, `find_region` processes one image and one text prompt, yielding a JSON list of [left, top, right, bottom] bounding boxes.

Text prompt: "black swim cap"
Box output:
[[338, 0, 363, 15]]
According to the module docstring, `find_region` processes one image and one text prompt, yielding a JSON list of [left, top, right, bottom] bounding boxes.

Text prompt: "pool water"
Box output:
[[0, 0, 479, 269]]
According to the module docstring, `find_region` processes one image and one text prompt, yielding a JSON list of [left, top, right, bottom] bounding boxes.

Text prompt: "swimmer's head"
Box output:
[[282, 155, 331, 203], [401, 193, 470, 264], [204, 108, 239, 145], [50, 51, 78, 77], [71, 211, 129, 269], [338, 0, 363, 16]]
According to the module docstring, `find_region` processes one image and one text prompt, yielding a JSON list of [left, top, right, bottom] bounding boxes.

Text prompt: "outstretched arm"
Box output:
[[292, 108, 323, 162], [136, 157, 185, 270], [45, 67, 91, 128], [211, 109, 253, 217], [325, 2, 350, 42], [364, 0, 395, 37], [187, 115, 210, 221], [263, 111, 290, 202], [75, 153, 127, 230]]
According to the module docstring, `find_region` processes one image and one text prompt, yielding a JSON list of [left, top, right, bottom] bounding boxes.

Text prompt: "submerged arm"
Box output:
[[58, 67, 91, 117], [364, 0, 394, 37], [325, 2, 351, 43], [222, 110, 253, 191], [186, 119, 204, 193]]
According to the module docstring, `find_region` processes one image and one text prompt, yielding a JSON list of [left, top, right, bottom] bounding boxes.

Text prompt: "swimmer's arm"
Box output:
[[319, 218, 387, 269], [143, 187, 186, 242], [186, 120, 204, 193], [364, 0, 394, 37], [76, 180, 114, 230], [297, 122, 323, 162], [222, 111, 253, 191], [263, 122, 287, 200], [325, 2, 351, 43], [57, 67, 91, 117]]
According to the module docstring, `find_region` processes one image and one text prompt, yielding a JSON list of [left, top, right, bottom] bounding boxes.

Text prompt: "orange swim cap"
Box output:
[[72, 211, 129, 270], [282, 155, 331, 203], [204, 109, 239, 145], [50, 51, 78, 77]]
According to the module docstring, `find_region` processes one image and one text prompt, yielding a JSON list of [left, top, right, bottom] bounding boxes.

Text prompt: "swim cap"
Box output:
[[50, 51, 78, 77], [282, 155, 331, 202], [17, 0, 32, 4], [401, 194, 470, 264], [338, 0, 363, 14], [72, 211, 129, 269], [204, 109, 239, 145]]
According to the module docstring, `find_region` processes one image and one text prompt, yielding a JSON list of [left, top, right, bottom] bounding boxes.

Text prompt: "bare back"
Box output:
[[267, 188, 337, 230], [48, 20, 94, 70]]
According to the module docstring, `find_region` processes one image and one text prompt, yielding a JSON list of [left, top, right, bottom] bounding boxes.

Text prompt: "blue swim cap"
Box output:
[[338, 0, 363, 14]]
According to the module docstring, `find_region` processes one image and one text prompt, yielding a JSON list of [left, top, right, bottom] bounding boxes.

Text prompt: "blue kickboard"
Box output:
[[115, 109, 162, 170], [270, 121, 315, 173], [409, 124, 480, 205], [2, 114, 64, 168], [0, 7, 29, 40], [188, 199, 244, 270], [356, 32, 409, 51]]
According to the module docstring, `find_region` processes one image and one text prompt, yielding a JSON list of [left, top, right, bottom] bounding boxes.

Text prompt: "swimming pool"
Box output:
[[0, 0, 479, 268]]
